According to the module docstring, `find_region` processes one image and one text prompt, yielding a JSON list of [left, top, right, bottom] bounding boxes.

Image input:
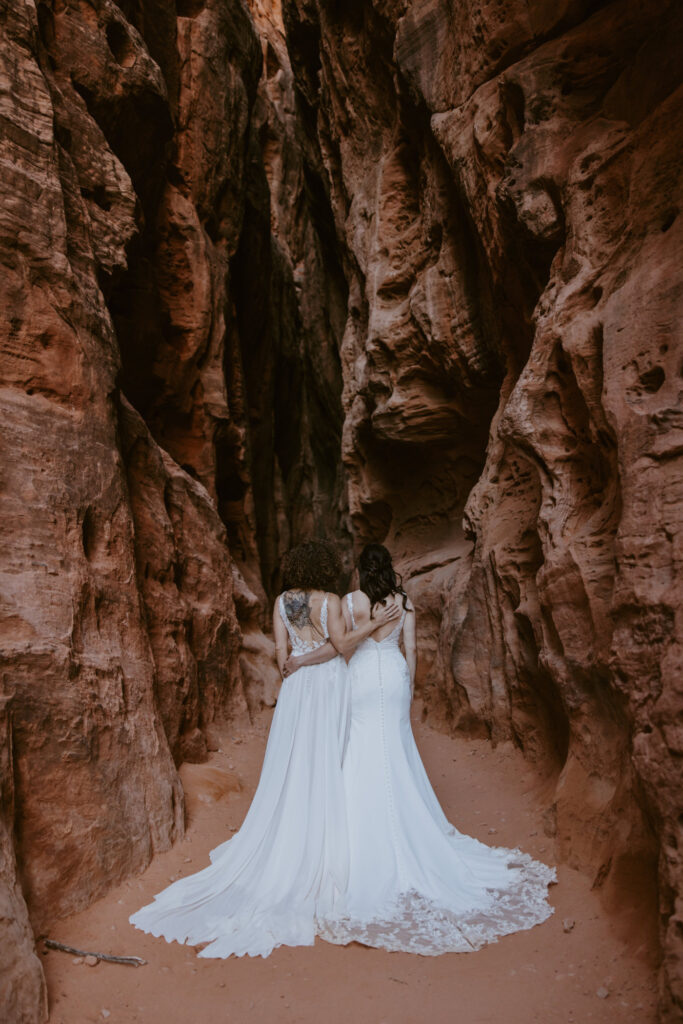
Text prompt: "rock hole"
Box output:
[[80, 185, 112, 211], [105, 20, 137, 68], [661, 209, 677, 233], [639, 366, 665, 393], [556, 347, 570, 376], [162, 479, 175, 516], [266, 41, 280, 78], [502, 81, 525, 144], [82, 507, 97, 561], [72, 78, 95, 110], [426, 221, 442, 252]]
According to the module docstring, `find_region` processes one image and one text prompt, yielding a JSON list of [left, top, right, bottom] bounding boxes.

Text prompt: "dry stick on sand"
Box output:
[[43, 938, 147, 967]]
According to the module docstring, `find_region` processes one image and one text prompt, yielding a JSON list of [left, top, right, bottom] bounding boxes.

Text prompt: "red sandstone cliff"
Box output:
[[0, 0, 266, 1016], [280, 0, 682, 1016], [0, 0, 681, 1020]]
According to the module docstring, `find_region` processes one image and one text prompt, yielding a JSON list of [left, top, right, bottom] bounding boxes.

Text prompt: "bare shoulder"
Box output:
[[326, 592, 342, 609], [404, 595, 416, 613], [352, 589, 371, 609]]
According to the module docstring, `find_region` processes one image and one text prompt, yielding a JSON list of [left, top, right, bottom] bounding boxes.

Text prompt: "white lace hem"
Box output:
[[317, 849, 556, 955]]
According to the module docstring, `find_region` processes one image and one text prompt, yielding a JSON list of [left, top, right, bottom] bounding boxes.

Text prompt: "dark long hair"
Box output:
[[281, 541, 341, 592], [358, 544, 408, 615]]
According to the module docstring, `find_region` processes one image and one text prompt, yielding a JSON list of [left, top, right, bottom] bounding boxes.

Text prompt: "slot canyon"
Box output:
[[0, 0, 681, 1020]]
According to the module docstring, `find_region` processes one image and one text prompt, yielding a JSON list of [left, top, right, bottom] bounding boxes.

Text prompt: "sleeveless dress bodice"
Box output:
[[346, 591, 405, 653], [279, 592, 329, 657]]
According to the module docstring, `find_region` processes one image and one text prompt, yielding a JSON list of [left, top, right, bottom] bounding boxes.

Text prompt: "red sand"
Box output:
[[42, 705, 658, 1023]]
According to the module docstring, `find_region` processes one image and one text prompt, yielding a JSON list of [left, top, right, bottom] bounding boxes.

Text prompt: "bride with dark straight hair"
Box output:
[[296, 542, 556, 954]]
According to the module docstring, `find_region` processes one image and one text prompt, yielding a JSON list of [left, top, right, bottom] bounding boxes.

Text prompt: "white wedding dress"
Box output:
[[130, 592, 349, 958], [318, 593, 556, 954]]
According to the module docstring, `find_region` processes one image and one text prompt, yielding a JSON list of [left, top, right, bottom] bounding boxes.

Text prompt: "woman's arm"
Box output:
[[403, 604, 417, 697], [327, 593, 400, 657], [273, 600, 289, 676], [341, 595, 353, 631], [282, 641, 338, 677]]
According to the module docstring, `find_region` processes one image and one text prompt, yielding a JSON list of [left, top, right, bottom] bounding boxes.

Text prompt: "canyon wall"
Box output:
[[0, 0, 681, 1020], [281, 0, 682, 1017], [1, 0, 350, 1016], [2, 0, 265, 1017]]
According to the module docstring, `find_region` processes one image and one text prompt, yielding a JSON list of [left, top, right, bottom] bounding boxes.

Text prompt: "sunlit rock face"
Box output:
[[282, 0, 682, 1016]]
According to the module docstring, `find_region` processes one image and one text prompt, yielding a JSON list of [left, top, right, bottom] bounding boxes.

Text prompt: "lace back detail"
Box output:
[[279, 592, 329, 656]]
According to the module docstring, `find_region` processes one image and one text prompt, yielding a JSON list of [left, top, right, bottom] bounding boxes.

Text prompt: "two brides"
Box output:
[[130, 541, 555, 957]]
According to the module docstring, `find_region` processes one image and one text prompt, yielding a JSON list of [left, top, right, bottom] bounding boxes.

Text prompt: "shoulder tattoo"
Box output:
[[284, 591, 312, 629]]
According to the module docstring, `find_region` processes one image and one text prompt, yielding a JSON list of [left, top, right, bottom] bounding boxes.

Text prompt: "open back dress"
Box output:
[[318, 591, 556, 954], [130, 590, 349, 957]]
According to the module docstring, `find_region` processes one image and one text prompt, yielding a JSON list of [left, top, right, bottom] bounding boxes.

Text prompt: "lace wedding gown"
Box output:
[[130, 592, 349, 958], [318, 593, 556, 955]]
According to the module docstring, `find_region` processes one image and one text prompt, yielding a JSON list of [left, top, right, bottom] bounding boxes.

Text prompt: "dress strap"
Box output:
[[321, 594, 329, 639], [346, 592, 357, 630]]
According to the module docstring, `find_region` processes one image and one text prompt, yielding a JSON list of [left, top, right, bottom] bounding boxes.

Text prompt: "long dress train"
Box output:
[[318, 594, 556, 955], [130, 593, 349, 958]]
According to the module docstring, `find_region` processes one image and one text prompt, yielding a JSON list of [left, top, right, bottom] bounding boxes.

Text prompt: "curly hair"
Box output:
[[281, 541, 341, 593], [358, 543, 408, 614]]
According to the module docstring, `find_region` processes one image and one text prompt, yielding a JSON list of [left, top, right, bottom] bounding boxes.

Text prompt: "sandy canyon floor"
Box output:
[[41, 705, 658, 1024]]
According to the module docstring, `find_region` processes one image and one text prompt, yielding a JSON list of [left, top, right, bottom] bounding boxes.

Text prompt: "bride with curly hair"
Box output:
[[130, 539, 398, 958]]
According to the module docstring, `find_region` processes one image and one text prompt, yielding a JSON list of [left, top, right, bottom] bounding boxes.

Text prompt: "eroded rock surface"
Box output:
[[281, 0, 682, 1016], [1, 0, 681, 1020], [0, 0, 276, 1018]]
